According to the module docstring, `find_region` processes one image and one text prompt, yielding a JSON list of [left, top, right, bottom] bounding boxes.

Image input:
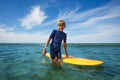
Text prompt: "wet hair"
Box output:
[[57, 20, 66, 27]]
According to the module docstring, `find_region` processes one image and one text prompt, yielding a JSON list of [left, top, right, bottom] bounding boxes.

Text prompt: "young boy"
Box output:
[[42, 20, 69, 66]]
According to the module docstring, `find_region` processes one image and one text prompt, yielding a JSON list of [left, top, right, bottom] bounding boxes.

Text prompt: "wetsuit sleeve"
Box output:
[[49, 30, 55, 39], [63, 34, 67, 43]]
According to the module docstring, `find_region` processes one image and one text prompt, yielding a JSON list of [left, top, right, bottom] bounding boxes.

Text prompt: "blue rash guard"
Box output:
[[49, 30, 67, 59]]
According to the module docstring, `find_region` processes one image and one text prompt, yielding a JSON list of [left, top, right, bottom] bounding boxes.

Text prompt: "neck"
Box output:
[[59, 29, 63, 32]]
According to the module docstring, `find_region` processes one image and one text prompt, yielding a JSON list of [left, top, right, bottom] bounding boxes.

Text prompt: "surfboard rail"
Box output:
[[45, 53, 104, 66]]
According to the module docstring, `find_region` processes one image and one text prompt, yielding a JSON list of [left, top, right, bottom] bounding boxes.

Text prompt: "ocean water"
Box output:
[[0, 43, 120, 80]]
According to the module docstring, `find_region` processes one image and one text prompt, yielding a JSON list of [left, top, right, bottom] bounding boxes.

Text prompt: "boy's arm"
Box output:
[[64, 42, 69, 57], [42, 38, 51, 55]]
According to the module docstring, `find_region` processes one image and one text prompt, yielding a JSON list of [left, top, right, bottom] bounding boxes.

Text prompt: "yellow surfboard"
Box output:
[[45, 53, 104, 66]]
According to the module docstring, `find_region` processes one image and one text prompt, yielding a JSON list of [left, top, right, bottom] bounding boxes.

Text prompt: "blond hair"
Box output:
[[57, 20, 66, 27]]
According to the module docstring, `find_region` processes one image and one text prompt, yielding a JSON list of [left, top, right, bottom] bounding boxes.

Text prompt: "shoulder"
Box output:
[[53, 29, 57, 31], [62, 32, 67, 37], [63, 31, 67, 35], [52, 29, 57, 33], [52, 29, 56, 32]]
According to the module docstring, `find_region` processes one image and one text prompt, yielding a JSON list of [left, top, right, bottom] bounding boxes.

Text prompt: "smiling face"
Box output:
[[57, 20, 66, 31], [58, 24, 65, 31]]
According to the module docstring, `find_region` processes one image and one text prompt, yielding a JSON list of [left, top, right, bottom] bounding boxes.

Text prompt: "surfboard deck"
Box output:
[[45, 53, 104, 66]]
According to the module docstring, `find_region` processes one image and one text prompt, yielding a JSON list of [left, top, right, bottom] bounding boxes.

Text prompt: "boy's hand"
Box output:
[[42, 48, 46, 56]]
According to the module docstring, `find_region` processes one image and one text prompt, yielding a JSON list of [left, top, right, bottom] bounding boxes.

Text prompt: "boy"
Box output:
[[42, 20, 69, 66]]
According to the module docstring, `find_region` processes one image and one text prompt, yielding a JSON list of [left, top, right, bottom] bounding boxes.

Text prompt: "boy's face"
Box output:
[[58, 25, 65, 31]]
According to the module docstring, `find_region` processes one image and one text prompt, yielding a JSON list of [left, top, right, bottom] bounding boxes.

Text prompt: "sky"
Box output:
[[0, 0, 120, 43]]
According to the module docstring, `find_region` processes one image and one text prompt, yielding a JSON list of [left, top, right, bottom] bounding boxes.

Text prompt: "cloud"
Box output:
[[0, 29, 6, 32], [67, 0, 120, 22], [0, 30, 49, 43], [39, 5, 80, 27], [57, 5, 80, 20], [40, 0, 120, 28], [32, 0, 120, 43], [0, 0, 120, 43], [0, 24, 15, 31], [41, 0, 120, 28], [58, 0, 120, 43], [0, 24, 49, 43], [68, 26, 120, 43], [20, 6, 47, 29]]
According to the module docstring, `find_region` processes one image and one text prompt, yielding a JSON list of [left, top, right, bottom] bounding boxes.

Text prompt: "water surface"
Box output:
[[0, 43, 120, 80]]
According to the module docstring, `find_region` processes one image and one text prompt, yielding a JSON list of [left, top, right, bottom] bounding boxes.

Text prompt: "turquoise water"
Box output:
[[0, 43, 120, 80]]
